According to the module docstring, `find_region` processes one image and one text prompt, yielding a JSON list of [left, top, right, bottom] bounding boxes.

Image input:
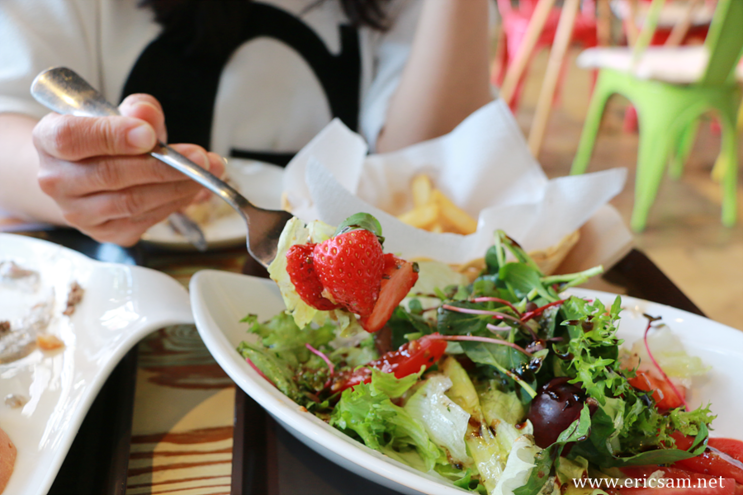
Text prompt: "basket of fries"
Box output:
[[282, 101, 626, 274]]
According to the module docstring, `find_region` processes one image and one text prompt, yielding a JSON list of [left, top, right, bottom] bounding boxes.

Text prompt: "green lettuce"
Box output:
[[405, 374, 471, 465], [330, 369, 441, 471], [236, 341, 302, 403], [241, 312, 334, 365]]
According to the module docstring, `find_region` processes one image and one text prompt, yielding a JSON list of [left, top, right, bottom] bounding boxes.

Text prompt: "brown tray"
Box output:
[[231, 248, 706, 495]]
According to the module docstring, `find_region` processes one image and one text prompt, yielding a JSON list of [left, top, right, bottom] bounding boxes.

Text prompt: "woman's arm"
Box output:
[[0, 114, 66, 224], [376, 0, 494, 153]]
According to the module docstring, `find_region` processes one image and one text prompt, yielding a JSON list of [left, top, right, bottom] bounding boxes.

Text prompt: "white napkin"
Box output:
[[284, 100, 629, 267]]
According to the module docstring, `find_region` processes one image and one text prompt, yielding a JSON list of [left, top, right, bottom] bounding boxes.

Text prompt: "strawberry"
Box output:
[[360, 254, 419, 333], [313, 229, 385, 317], [286, 243, 340, 311]]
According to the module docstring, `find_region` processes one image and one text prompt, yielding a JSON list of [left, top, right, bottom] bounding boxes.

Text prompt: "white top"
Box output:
[[0, 0, 422, 154]]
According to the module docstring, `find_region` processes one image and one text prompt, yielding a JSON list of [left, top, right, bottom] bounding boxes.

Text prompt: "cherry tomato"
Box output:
[[672, 433, 743, 485], [628, 370, 686, 410], [330, 333, 448, 393]]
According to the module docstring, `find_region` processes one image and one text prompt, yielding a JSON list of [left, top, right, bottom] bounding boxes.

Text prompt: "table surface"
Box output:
[[1, 222, 706, 495]]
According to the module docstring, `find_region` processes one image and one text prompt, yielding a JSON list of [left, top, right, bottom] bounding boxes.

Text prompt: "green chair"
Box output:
[[570, 0, 743, 232]]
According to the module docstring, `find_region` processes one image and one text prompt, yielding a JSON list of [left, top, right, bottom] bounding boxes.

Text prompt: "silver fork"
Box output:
[[31, 67, 293, 267]]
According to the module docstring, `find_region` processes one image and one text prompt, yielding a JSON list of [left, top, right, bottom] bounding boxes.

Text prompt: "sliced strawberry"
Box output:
[[286, 243, 340, 311], [360, 254, 419, 333], [313, 229, 385, 317]]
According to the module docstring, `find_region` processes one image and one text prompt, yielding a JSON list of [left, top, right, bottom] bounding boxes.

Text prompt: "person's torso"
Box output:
[[98, 0, 379, 165]]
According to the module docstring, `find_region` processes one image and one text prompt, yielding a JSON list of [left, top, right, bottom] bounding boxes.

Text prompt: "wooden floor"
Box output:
[[515, 48, 743, 330]]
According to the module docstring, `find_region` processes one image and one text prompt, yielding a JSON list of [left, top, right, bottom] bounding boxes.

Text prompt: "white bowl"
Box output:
[[0, 233, 194, 495], [190, 270, 743, 494]]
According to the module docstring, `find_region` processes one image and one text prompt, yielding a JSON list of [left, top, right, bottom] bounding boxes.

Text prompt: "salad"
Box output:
[[237, 214, 743, 495]]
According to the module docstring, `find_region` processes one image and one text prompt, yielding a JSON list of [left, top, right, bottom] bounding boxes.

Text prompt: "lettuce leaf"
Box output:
[[628, 326, 709, 380], [236, 341, 302, 403], [268, 217, 318, 328], [405, 375, 471, 465], [330, 370, 441, 471], [493, 432, 540, 495], [479, 384, 526, 426], [241, 311, 334, 365]]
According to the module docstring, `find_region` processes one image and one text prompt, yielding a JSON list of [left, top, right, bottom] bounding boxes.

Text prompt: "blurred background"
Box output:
[[492, 0, 742, 329]]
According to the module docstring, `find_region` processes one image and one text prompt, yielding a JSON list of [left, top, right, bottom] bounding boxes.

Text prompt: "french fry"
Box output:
[[396, 175, 479, 235], [396, 202, 439, 229], [432, 191, 478, 235], [411, 174, 433, 207]]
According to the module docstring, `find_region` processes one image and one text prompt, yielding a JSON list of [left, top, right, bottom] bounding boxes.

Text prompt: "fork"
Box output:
[[31, 67, 293, 267]]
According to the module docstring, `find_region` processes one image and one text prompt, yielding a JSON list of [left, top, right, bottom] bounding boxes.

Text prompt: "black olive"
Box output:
[[527, 377, 585, 448]]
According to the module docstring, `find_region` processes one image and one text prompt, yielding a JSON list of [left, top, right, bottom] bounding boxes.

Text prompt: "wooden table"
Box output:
[[11, 227, 703, 495]]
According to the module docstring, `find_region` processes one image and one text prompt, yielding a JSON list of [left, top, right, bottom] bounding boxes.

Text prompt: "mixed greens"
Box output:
[[237, 229, 714, 495]]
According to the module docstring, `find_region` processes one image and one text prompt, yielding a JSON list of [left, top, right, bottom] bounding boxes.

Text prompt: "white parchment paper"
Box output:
[[284, 100, 628, 266]]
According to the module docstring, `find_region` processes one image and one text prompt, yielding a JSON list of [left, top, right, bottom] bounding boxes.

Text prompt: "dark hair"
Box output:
[[140, 0, 390, 60]]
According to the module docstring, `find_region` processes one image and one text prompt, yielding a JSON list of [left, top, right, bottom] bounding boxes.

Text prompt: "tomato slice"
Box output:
[[330, 333, 448, 393], [628, 370, 686, 410], [709, 439, 743, 464], [620, 466, 737, 495], [671, 434, 743, 485]]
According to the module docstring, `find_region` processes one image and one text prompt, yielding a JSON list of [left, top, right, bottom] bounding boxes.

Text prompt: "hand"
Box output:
[[33, 94, 225, 246]]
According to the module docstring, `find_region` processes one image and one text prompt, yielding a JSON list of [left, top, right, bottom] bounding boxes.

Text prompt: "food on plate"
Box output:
[[0, 427, 15, 494], [4, 394, 26, 409], [269, 213, 418, 334], [397, 175, 478, 235], [180, 192, 234, 226], [162, 176, 236, 236], [0, 287, 54, 364], [63, 281, 84, 316], [395, 178, 579, 276], [0, 261, 76, 363], [36, 334, 64, 351], [0, 260, 40, 292], [240, 226, 737, 494]]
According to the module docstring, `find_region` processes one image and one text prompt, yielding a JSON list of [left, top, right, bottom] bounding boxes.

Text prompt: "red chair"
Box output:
[[493, 0, 599, 111]]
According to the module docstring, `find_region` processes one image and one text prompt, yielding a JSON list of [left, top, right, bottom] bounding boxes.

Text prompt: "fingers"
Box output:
[[33, 112, 158, 161], [62, 179, 203, 229], [190, 152, 227, 204], [85, 195, 198, 247], [38, 144, 211, 198], [207, 152, 227, 180], [30, 91, 228, 247], [37, 142, 227, 246], [119, 94, 168, 143]]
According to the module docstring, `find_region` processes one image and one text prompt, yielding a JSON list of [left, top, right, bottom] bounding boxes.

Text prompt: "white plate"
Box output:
[[0, 233, 194, 495], [141, 159, 285, 250], [190, 269, 743, 495], [190, 270, 743, 495]]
